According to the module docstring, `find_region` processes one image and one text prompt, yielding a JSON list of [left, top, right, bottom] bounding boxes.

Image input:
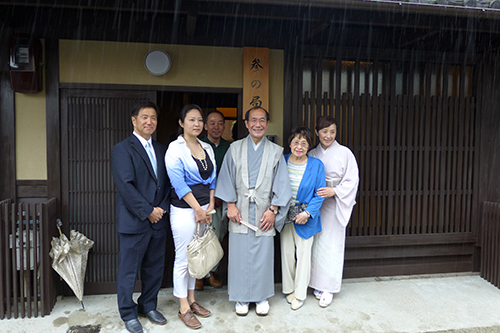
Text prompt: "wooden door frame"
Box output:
[[54, 84, 242, 293], [0, 27, 16, 202], [56, 83, 242, 233]]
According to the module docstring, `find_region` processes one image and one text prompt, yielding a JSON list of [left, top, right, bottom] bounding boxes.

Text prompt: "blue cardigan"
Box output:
[[285, 153, 326, 239]]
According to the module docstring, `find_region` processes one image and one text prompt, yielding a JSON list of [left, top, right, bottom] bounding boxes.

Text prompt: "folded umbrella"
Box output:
[[49, 219, 94, 309]]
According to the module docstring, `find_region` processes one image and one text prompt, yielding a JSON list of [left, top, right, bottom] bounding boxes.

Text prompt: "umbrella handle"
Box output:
[[56, 218, 63, 236]]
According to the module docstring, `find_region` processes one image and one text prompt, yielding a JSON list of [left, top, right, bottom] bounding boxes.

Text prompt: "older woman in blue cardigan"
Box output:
[[281, 126, 325, 310]]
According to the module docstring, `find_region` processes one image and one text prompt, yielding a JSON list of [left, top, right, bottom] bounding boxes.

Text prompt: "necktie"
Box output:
[[145, 141, 157, 177]]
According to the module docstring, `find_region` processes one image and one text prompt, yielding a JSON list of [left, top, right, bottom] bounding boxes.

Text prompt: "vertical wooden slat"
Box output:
[[396, 95, 404, 235], [354, 60, 360, 99], [19, 203, 27, 319], [0, 201, 4, 319], [380, 94, 389, 236], [316, 57, 323, 121], [434, 95, 443, 233], [404, 94, 412, 235], [304, 91, 310, 129], [335, 56, 342, 102], [408, 95, 417, 234], [360, 93, 368, 236], [360, 91, 369, 236], [32, 203, 39, 317], [25, 204, 32, 318], [329, 61, 335, 112], [0, 199, 13, 319], [415, 95, 424, 234], [456, 95, 465, 233], [450, 96, 459, 232], [465, 96, 475, 233], [386, 92, 396, 236], [39, 200, 48, 316], [322, 92, 329, 119], [370, 93, 378, 236], [11, 204, 18, 318], [431, 96, 439, 233], [372, 61, 377, 96], [442, 95, 451, 233], [364, 62, 371, 96], [421, 95, 430, 233]]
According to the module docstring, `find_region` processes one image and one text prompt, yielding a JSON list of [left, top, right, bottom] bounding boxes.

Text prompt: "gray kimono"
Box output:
[[215, 136, 292, 302]]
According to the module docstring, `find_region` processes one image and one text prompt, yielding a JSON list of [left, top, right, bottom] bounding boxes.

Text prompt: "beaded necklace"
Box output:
[[186, 140, 208, 171]]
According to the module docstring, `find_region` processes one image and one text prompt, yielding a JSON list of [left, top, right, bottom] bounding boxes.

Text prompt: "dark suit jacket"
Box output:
[[111, 135, 171, 234]]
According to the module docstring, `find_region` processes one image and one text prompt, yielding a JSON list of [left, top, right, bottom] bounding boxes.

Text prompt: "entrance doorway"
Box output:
[[155, 90, 239, 288], [60, 87, 240, 294], [156, 91, 239, 147]]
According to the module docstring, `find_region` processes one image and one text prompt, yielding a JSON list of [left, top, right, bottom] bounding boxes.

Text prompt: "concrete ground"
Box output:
[[2, 273, 500, 333]]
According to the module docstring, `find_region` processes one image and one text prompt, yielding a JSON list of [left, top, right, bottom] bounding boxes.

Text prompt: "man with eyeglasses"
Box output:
[[215, 106, 292, 316]]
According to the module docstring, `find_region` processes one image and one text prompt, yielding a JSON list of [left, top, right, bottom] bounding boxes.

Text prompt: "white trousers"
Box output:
[[210, 205, 228, 273], [170, 204, 208, 299], [280, 223, 314, 301]]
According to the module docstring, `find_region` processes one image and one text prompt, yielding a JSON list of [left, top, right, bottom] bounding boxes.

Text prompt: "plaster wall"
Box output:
[[15, 38, 47, 180], [15, 93, 47, 180], [15, 41, 285, 180]]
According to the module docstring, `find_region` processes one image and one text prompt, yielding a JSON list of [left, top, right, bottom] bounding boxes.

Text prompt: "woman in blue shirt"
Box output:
[[281, 126, 325, 310], [165, 104, 216, 329]]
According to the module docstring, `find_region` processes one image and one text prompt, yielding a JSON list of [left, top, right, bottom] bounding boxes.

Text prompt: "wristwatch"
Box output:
[[268, 207, 278, 215]]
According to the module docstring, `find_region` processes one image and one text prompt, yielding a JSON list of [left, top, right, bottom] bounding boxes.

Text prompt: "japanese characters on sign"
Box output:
[[243, 47, 269, 118]]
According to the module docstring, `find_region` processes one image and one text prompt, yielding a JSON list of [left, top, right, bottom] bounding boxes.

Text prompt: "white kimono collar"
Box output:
[[249, 135, 265, 151], [320, 140, 339, 154]]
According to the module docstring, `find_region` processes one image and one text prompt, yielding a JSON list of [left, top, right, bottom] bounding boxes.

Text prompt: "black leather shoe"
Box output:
[[139, 309, 167, 325], [124, 319, 143, 333]]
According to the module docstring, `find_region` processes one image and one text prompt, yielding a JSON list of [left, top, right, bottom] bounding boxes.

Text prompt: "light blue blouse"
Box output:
[[165, 135, 217, 200]]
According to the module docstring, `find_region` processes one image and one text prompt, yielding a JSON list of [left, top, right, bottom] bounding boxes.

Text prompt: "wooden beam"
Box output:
[[0, 26, 16, 201]]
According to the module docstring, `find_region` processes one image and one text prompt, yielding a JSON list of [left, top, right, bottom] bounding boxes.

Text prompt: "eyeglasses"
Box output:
[[291, 141, 309, 148], [248, 118, 267, 125]]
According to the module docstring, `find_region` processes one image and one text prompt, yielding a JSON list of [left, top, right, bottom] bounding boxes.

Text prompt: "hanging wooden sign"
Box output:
[[243, 47, 269, 119]]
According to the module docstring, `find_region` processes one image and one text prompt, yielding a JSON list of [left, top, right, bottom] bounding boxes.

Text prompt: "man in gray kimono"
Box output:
[[215, 106, 292, 316]]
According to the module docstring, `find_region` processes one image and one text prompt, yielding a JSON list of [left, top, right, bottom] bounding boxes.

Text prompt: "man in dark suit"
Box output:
[[111, 101, 171, 333]]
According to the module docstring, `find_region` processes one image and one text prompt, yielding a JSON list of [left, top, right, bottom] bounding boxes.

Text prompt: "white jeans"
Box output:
[[170, 203, 208, 298]]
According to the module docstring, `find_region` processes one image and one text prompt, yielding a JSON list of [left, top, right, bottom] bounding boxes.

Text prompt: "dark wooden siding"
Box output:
[[301, 93, 476, 238], [0, 198, 58, 319], [16, 180, 48, 202], [480, 201, 500, 288], [0, 27, 16, 202], [291, 54, 479, 277], [61, 90, 156, 294]]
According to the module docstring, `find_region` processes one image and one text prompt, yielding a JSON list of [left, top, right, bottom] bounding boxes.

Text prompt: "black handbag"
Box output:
[[285, 203, 308, 224]]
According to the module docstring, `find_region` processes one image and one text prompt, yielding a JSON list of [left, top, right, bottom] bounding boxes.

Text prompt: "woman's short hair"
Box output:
[[315, 115, 337, 132], [288, 126, 313, 151]]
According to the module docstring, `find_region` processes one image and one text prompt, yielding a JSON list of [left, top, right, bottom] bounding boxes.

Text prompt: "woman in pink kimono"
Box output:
[[308, 115, 359, 308]]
